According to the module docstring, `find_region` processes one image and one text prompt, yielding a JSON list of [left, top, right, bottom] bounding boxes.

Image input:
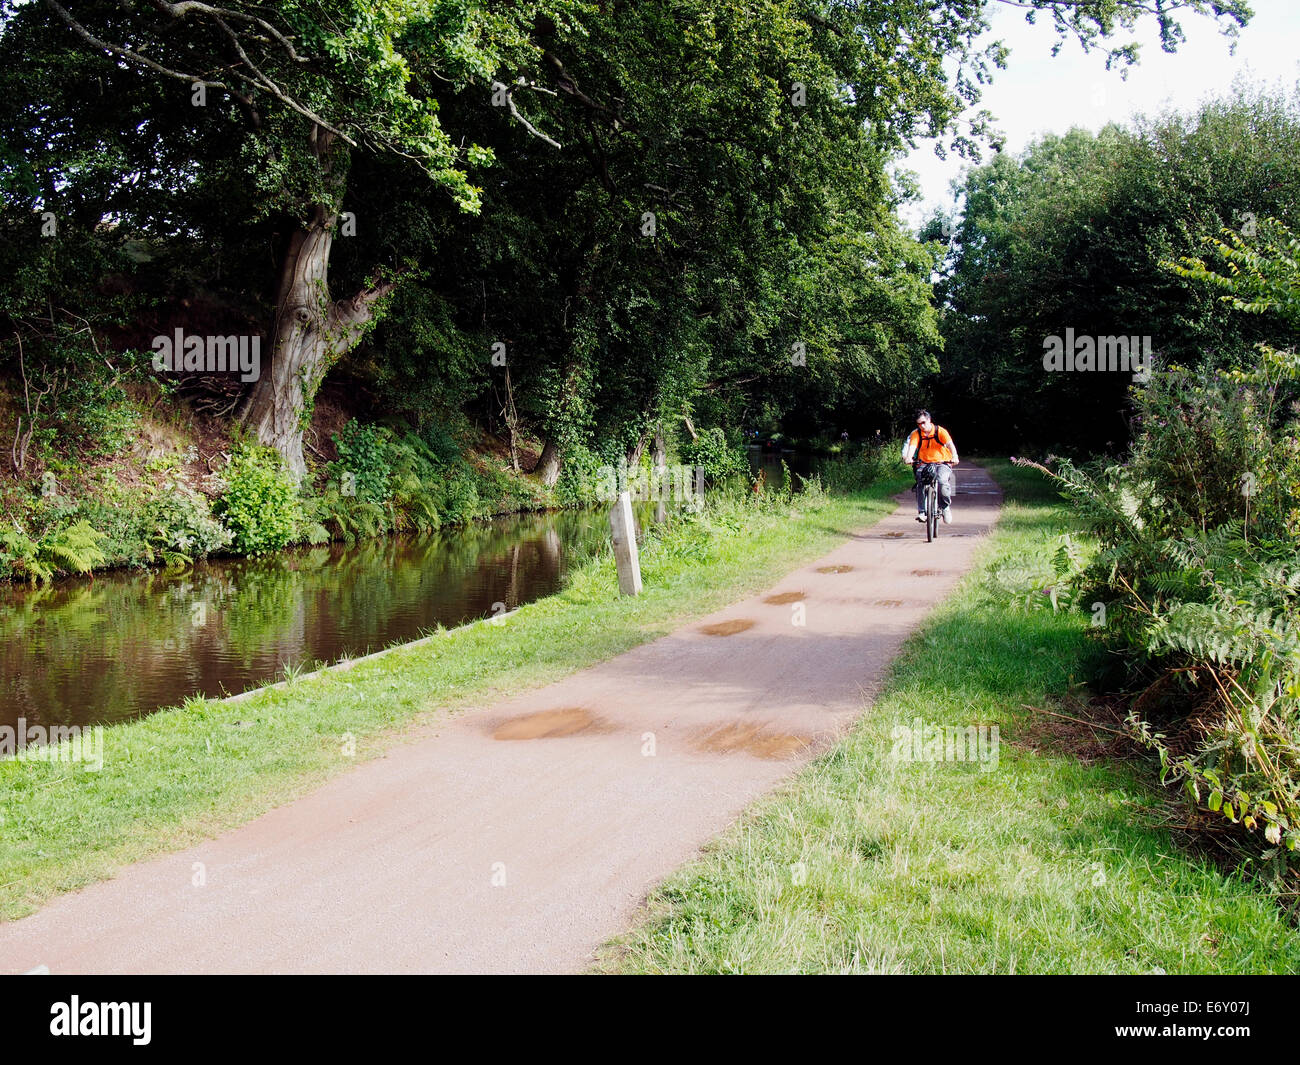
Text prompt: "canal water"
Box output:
[[1, 451, 822, 736], [747, 447, 813, 489], [0, 505, 657, 733]]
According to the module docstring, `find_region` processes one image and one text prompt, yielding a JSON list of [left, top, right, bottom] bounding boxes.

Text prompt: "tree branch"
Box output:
[[327, 274, 402, 351], [44, 0, 228, 89], [145, 0, 306, 61], [499, 82, 561, 149], [542, 50, 634, 130], [43, 0, 356, 146]]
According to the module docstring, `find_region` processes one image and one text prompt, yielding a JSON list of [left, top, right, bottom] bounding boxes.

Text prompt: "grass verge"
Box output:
[[595, 457, 1300, 974], [0, 471, 912, 922]]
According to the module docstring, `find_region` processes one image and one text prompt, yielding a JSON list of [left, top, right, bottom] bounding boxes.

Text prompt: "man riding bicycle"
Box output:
[[902, 409, 959, 524]]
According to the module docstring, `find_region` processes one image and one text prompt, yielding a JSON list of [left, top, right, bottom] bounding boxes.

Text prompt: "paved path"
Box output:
[[0, 468, 1002, 974]]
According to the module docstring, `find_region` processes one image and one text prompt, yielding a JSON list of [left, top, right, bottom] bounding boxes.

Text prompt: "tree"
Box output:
[[3, 0, 1254, 477], [356, 0, 1240, 475], [14, 0, 577, 476], [1169, 216, 1300, 340], [935, 84, 1300, 453]]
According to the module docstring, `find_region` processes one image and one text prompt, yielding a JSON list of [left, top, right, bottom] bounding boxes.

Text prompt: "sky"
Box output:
[[896, 0, 1300, 232]]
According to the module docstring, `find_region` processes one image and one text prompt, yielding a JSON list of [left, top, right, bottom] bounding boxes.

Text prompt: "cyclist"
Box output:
[[902, 409, 959, 523]]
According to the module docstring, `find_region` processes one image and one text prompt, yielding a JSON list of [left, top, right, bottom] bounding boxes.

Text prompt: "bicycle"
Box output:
[[915, 462, 951, 542]]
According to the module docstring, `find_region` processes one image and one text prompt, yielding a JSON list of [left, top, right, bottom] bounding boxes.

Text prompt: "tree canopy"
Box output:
[[933, 83, 1300, 454], [0, 0, 1256, 477]]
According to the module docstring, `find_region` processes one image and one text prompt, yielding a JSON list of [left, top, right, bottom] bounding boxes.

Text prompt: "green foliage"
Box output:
[[417, 418, 462, 467], [433, 463, 482, 526], [301, 424, 536, 541], [639, 466, 835, 570], [303, 486, 388, 546], [331, 419, 392, 504], [55, 376, 142, 456], [0, 0, 1262, 582], [40, 520, 110, 577], [143, 485, 233, 564], [818, 446, 897, 494], [385, 437, 443, 534], [1167, 217, 1300, 338], [1012, 350, 1300, 878], [0, 528, 37, 583], [939, 86, 1300, 452], [1126, 355, 1300, 542], [682, 428, 747, 485], [474, 456, 541, 512], [554, 443, 607, 508], [1007, 216, 1300, 879], [0, 520, 107, 583], [215, 446, 302, 554]]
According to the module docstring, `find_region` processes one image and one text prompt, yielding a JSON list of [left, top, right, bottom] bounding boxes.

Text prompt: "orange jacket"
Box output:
[[904, 426, 954, 464]]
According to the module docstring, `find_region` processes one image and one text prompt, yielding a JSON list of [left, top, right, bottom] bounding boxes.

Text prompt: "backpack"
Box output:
[[913, 426, 947, 462]]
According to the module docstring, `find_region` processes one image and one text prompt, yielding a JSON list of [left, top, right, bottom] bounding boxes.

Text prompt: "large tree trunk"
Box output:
[[236, 127, 392, 479], [627, 421, 666, 467], [236, 206, 332, 479], [627, 430, 648, 468], [534, 438, 563, 486], [651, 426, 666, 467]]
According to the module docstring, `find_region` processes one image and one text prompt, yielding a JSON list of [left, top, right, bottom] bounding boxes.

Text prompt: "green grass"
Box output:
[[0, 472, 913, 922], [596, 457, 1300, 974]]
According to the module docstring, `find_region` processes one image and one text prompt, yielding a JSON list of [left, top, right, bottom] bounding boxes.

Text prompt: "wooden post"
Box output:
[[609, 490, 642, 596]]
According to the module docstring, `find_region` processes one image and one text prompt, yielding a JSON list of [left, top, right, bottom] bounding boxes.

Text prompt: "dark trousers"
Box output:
[[914, 462, 953, 512]]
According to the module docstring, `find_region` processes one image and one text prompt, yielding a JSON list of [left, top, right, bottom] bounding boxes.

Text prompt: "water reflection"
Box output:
[[0, 506, 653, 732], [748, 447, 814, 488]]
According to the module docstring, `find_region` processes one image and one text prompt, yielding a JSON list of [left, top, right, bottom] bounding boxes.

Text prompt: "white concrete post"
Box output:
[[609, 490, 642, 596]]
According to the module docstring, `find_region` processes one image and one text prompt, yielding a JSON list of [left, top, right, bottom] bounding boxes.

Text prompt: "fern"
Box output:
[[1014, 453, 1300, 866], [158, 548, 193, 569], [304, 522, 331, 546], [0, 527, 51, 583], [0, 521, 107, 583], [39, 521, 109, 577]]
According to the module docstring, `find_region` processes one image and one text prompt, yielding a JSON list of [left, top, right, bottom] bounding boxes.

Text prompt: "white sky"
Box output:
[[897, 0, 1300, 232]]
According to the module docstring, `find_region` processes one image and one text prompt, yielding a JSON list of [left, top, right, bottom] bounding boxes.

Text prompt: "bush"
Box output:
[[555, 442, 607, 508], [1018, 228, 1300, 888], [385, 434, 443, 532], [303, 426, 486, 541], [818, 445, 897, 493], [0, 520, 108, 583], [417, 417, 462, 467], [215, 445, 301, 554], [1013, 354, 1300, 883], [682, 427, 748, 485], [331, 419, 392, 504], [144, 484, 233, 563], [434, 463, 481, 525], [1123, 355, 1300, 542], [66, 383, 140, 457]]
